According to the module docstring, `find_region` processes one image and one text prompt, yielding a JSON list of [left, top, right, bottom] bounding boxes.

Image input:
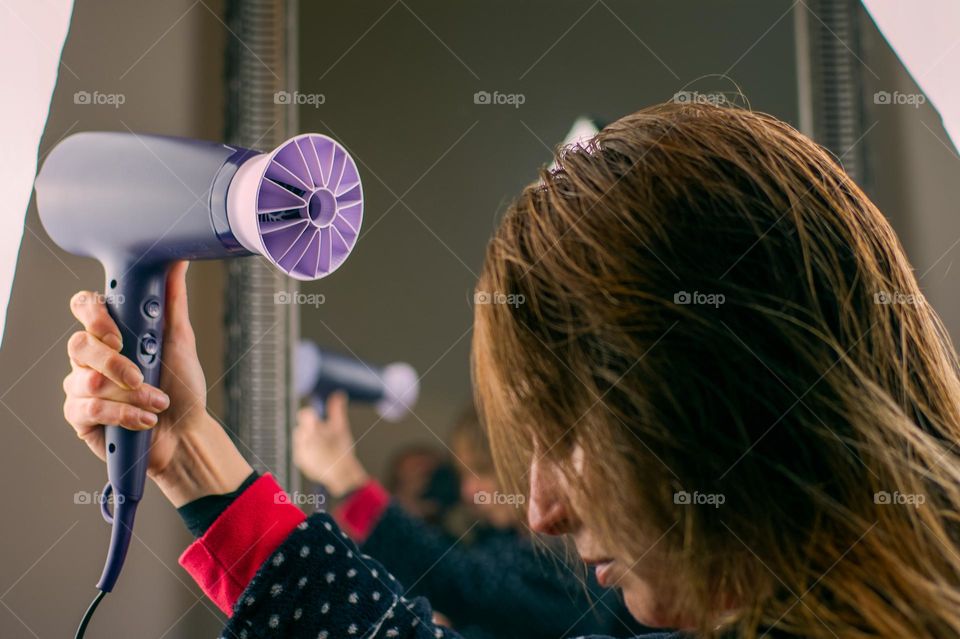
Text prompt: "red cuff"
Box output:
[[178, 474, 305, 616], [333, 479, 390, 543]]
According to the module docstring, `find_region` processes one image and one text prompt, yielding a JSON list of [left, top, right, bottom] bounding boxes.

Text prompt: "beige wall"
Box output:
[[295, 0, 803, 482], [0, 1, 226, 637]]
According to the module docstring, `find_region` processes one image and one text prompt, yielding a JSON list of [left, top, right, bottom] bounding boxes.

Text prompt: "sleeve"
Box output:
[[221, 512, 471, 639], [178, 473, 467, 639], [177, 470, 261, 537], [334, 479, 391, 542], [179, 473, 306, 615]]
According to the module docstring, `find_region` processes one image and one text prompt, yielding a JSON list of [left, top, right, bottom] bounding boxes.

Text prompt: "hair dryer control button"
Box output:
[[138, 334, 160, 366], [143, 298, 161, 318]]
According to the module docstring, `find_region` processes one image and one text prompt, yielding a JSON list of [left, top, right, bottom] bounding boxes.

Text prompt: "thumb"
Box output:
[[164, 261, 195, 346]]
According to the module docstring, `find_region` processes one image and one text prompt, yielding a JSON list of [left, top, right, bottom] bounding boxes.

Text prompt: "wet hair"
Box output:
[[473, 102, 960, 638]]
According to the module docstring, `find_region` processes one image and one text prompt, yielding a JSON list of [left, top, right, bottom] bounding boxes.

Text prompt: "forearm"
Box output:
[[150, 413, 253, 507]]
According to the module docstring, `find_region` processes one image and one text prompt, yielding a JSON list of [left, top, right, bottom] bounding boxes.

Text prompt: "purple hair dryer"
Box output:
[[295, 340, 419, 422], [34, 132, 363, 594]]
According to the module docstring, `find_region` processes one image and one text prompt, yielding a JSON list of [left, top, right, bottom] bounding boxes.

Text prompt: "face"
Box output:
[[527, 448, 693, 630]]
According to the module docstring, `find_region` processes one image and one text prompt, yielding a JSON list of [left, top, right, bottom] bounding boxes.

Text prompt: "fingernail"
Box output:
[[152, 392, 170, 411], [125, 367, 144, 388], [140, 411, 158, 427]]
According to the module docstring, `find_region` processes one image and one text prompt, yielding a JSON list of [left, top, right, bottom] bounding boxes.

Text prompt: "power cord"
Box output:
[[75, 589, 106, 639]]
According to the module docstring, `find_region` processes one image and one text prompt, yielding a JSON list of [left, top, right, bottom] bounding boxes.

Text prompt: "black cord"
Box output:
[[75, 589, 106, 639]]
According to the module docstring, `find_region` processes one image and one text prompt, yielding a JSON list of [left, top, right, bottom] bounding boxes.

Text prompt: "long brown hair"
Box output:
[[473, 102, 960, 638]]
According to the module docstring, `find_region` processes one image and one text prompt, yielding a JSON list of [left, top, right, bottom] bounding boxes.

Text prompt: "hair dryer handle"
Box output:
[[96, 263, 168, 592]]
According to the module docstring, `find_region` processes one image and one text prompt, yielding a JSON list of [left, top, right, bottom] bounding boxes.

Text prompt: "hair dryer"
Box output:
[[295, 340, 418, 422], [34, 131, 363, 596]]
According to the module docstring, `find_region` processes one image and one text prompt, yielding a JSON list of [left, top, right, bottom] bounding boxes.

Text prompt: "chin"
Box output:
[[624, 592, 666, 629], [622, 580, 686, 631]]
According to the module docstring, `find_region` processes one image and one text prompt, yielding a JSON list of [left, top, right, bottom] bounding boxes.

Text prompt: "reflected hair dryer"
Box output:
[[34, 131, 363, 596], [295, 340, 418, 422]]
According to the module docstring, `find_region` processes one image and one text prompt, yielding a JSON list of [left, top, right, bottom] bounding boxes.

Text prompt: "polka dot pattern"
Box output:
[[220, 512, 460, 639]]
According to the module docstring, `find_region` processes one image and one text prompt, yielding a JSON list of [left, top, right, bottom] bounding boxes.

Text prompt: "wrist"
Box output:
[[151, 414, 253, 507], [327, 459, 370, 498]]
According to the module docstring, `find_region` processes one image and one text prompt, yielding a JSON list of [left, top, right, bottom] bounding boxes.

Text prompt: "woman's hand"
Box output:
[[62, 261, 252, 506], [293, 393, 369, 497]]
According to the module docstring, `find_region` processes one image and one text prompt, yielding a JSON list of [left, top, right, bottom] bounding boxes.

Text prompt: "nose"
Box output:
[[527, 456, 576, 536]]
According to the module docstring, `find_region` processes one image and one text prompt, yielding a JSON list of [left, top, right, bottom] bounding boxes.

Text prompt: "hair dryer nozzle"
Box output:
[[377, 362, 419, 422], [228, 134, 363, 280]]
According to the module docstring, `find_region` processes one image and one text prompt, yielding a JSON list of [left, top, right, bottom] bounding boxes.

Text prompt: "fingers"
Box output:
[[68, 330, 143, 390], [64, 396, 158, 431], [70, 291, 122, 351], [326, 391, 350, 428], [296, 406, 321, 430], [63, 366, 169, 412], [164, 261, 196, 348], [65, 289, 160, 438]]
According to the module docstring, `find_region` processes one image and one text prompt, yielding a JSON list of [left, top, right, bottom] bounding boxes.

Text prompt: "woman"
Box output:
[[293, 399, 643, 638], [62, 103, 960, 638]]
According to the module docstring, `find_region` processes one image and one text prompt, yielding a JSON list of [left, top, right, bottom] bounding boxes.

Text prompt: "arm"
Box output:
[[61, 267, 467, 639]]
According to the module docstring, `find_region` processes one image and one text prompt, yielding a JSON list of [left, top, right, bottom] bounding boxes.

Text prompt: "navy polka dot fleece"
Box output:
[[220, 512, 683, 639]]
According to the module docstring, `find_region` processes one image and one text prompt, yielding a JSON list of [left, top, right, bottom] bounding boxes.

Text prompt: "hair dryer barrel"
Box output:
[[295, 340, 419, 422], [34, 131, 363, 279], [34, 132, 256, 267]]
